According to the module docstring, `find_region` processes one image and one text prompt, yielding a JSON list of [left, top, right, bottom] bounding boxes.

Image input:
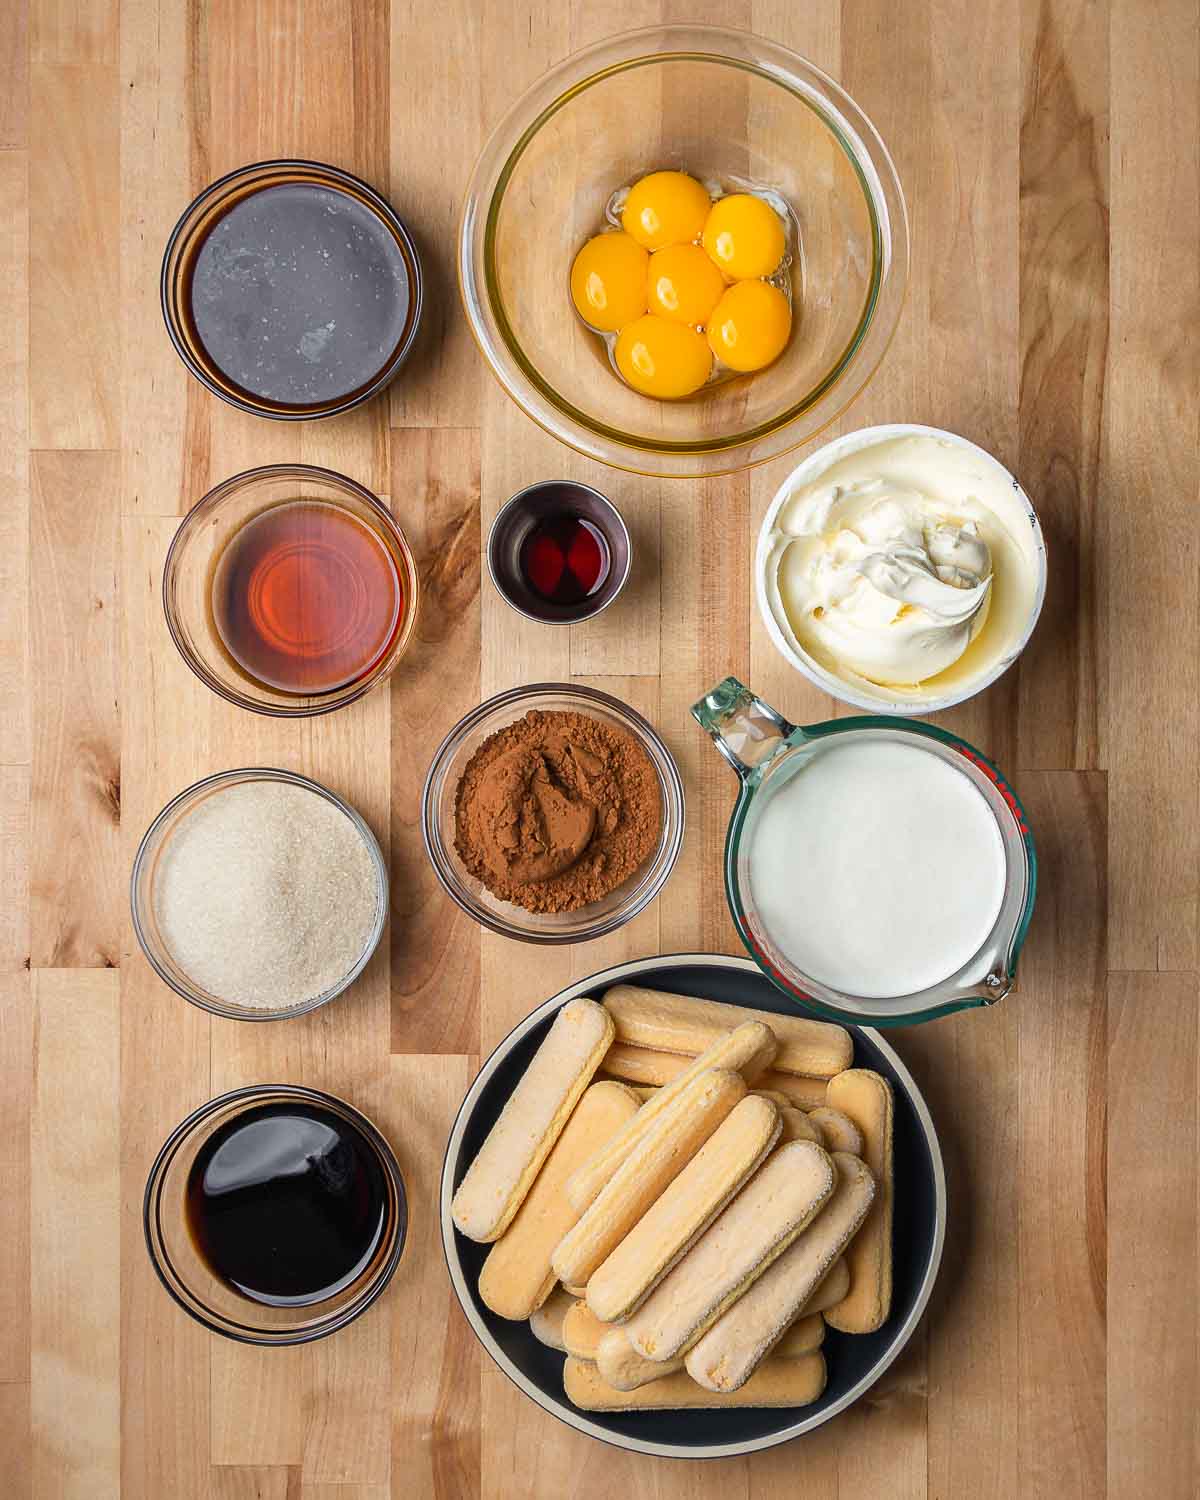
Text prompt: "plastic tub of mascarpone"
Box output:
[[756, 425, 1046, 713]]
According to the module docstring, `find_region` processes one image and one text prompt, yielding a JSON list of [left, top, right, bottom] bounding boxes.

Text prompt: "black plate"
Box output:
[[440, 955, 945, 1459]]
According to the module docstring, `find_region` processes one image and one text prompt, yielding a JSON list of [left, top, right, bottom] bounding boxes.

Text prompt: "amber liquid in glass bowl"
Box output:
[[211, 500, 405, 695]]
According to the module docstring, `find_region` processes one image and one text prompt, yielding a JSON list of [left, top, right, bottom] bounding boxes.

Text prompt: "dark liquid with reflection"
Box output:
[[185, 1102, 389, 1307], [211, 501, 404, 695], [519, 514, 611, 606], [187, 181, 413, 407]]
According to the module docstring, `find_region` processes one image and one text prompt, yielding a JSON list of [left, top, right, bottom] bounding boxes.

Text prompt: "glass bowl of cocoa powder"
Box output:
[[422, 684, 685, 943]]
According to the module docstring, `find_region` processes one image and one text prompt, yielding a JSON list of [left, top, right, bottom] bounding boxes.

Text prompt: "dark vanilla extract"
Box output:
[[519, 514, 611, 606]]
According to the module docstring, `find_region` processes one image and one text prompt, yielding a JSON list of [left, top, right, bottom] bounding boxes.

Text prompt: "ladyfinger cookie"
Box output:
[[760, 1071, 829, 1110], [596, 1309, 822, 1393], [808, 1105, 864, 1156], [529, 1287, 575, 1352], [624, 1139, 836, 1362], [604, 984, 852, 1078], [561, 1300, 610, 1361], [479, 1080, 640, 1320], [778, 1105, 823, 1145], [800, 1256, 849, 1316], [587, 1094, 781, 1323], [564, 1353, 828, 1411], [687, 1152, 875, 1391], [566, 1021, 777, 1213], [601, 1045, 820, 1110], [600, 1042, 695, 1088], [823, 1071, 894, 1334], [561, 1281, 588, 1298], [774, 1313, 824, 1358], [596, 1328, 684, 1390], [452, 998, 614, 1242], [553, 1069, 747, 1289]]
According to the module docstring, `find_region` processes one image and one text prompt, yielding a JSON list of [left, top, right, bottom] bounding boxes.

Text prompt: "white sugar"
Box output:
[[153, 780, 380, 1010]]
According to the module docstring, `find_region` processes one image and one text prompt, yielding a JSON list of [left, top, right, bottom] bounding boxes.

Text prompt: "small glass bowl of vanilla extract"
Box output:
[[164, 464, 420, 716], [144, 1084, 406, 1345]]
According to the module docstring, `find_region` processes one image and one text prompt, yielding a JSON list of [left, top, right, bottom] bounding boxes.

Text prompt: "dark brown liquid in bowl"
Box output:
[[186, 181, 412, 406], [185, 1101, 390, 1307]]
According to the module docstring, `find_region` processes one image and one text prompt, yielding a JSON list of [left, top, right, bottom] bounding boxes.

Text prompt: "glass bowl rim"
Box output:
[[142, 1082, 407, 1345], [421, 681, 686, 944], [160, 156, 424, 421], [162, 462, 421, 719], [458, 22, 910, 478], [130, 766, 389, 1021]]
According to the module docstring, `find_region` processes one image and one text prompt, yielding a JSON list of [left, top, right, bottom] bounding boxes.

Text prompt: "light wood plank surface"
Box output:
[[7, 2, 1199, 1497]]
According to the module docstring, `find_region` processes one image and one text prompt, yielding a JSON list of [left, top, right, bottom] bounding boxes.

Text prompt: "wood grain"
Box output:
[[30, 0, 117, 64], [1108, 972, 1198, 1500], [118, 0, 195, 517], [1015, 772, 1107, 1497], [1106, 0, 1199, 971], [388, 0, 481, 428], [29, 452, 121, 968], [28, 63, 119, 449], [1016, 0, 1108, 771], [30, 968, 121, 1500], [8, 1, 1200, 1496], [386, 1056, 480, 1500], [0, 0, 29, 147], [0, 153, 31, 762], [389, 429, 482, 1055]]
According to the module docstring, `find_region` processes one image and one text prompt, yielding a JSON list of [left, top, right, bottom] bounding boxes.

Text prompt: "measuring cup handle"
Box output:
[[691, 676, 796, 781]]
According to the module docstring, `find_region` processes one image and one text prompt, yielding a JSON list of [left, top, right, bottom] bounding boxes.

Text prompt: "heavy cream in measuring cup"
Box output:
[[746, 736, 1006, 999]]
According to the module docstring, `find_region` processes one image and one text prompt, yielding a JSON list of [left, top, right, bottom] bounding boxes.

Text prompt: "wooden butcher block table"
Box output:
[[2, 0, 1196, 1496]]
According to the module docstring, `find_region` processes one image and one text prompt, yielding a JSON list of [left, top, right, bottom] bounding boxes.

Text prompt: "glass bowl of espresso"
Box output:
[[162, 159, 422, 419], [144, 1085, 407, 1344], [164, 464, 419, 716]]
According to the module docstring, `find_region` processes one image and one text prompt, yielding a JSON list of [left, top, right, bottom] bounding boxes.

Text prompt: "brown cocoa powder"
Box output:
[[453, 709, 662, 913]]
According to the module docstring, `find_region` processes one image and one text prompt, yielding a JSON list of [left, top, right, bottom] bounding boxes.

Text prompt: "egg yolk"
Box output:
[[646, 243, 726, 327], [569, 231, 649, 332], [707, 279, 792, 372], [702, 193, 786, 280], [621, 171, 711, 252], [615, 315, 712, 398]]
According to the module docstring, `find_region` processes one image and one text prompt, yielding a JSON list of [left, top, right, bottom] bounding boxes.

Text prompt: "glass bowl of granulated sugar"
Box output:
[[132, 769, 387, 1020]]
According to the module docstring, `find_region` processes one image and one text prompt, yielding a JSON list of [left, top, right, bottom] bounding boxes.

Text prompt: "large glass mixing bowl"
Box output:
[[459, 24, 908, 478]]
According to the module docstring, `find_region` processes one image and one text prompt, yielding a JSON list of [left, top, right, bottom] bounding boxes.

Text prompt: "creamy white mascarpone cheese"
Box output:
[[763, 434, 1042, 704]]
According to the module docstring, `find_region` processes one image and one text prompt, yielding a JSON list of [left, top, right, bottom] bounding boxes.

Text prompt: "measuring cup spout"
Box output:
[[691, 677, 796, 780]]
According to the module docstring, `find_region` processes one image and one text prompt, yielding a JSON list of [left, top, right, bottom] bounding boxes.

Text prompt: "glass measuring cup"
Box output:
[[692, 677, 1036, 1025]]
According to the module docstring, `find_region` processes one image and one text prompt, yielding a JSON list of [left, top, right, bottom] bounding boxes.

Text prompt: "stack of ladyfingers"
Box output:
[[451, 986, 895, 1411]]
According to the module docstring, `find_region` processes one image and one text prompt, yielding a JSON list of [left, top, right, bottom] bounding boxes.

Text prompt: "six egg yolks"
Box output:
[[569, 231, 649, 333], [620, 171, 711, 252], [615, 315, 712, 399], [646, 243, 726, 327], [573, 175, 793, 398], [707, 279, 792, 373], [701, 193, 786, 280]]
